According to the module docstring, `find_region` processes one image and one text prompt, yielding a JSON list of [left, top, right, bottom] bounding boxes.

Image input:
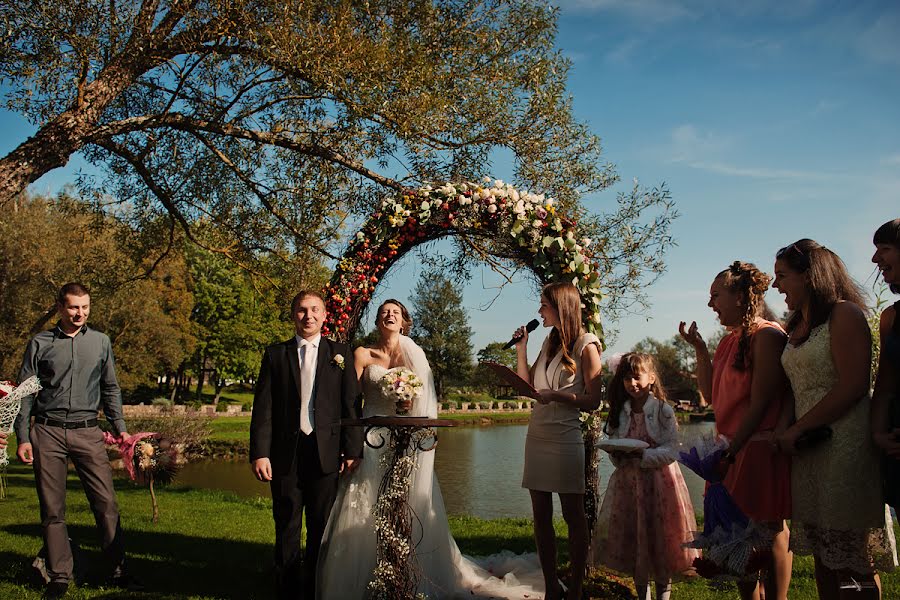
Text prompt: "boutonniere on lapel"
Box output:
[[332, 354, 345, 370]]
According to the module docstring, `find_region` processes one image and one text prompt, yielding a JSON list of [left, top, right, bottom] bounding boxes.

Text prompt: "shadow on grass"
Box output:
[[2, 524, 275, 599]]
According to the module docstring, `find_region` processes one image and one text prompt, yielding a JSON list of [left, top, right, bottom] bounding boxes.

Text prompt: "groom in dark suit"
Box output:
[[250, 290, 363, 599]]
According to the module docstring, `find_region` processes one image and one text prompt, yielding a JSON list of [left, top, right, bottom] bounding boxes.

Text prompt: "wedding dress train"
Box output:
[[317, 336, 544, 599]]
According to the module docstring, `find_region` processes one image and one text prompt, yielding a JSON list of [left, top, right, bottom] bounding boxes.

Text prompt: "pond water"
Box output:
[[174, 422, 715, 520]]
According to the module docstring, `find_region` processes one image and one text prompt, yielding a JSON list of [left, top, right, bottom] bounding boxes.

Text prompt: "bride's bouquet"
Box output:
[[378, 368, 423, 415]]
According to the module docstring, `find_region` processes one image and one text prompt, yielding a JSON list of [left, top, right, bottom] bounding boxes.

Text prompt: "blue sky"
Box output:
[[4, 0, 900, 363]]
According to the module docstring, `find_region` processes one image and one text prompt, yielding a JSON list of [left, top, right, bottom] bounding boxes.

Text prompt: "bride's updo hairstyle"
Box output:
[[716, 261, 774, 371], [543, 282, 583, 375], [376, 299, 413, 335]]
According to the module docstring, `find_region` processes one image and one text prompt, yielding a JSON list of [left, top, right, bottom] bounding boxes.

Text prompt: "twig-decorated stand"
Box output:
[[343, 416, 454, 600]]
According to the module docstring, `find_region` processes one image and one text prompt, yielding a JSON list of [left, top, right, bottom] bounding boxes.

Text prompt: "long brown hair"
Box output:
[[543, 282, 583, 374], [776, 239, 867, 335], [717, 261, 773, 370], [604, 353, 669, 434]]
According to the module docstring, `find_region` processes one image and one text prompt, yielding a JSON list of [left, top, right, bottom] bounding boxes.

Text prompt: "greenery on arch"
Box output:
[[323, 179, 606, 342]]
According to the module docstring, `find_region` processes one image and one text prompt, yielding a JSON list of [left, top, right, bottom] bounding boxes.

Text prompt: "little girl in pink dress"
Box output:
[[590, 353, 699, 600]]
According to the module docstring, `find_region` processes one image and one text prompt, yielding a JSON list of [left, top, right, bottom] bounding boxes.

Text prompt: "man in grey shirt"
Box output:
[[14, 282, 133, 598]]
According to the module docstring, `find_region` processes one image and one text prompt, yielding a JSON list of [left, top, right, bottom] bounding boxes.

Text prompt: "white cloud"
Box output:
[[555, 0, 694, 24], [668, 124, 730, 163], [604, 38, 642, 65], [684, 161, 831, 180], [555, 0, 819, 22], [665, 124, 836, 181], [858, 13, 900, 66], [809, 99, 841, 118]]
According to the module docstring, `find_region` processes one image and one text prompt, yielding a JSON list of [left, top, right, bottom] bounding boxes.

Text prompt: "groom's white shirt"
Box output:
[[296, 333, 320, 433]]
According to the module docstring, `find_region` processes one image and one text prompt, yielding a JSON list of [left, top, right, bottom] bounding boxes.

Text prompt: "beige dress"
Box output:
[[522, 332, 600, 494], [782, 321, 897, 573]]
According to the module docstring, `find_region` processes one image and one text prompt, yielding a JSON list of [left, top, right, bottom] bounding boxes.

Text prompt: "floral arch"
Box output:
[[322, 178, 605, 343]]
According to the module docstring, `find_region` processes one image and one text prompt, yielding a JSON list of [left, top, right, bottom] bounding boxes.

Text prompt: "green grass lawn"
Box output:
[[3, 463, 899, 599]]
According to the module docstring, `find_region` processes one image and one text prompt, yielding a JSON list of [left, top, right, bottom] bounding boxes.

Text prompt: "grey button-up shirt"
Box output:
[[14, 324, 126, 443]]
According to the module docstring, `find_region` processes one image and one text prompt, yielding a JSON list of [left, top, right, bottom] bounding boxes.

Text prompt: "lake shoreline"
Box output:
[[198, 410, 708, 458]]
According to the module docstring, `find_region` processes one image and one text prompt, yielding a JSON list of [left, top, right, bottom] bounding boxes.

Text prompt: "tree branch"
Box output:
[[90, 112, 407, 191]]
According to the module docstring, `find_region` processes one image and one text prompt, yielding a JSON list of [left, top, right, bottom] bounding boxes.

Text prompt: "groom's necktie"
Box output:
[[299, 339, 317, 435]]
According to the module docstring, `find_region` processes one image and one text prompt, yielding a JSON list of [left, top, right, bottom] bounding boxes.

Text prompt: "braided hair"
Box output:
[[717, 261, 773, 371]]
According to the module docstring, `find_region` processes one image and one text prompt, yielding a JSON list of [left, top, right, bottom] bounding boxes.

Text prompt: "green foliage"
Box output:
[[410, 274, 474, 399], [124, 415, 213, 454], [186, 244, 292, 400], [0, 194, 195, 387], [472, 341, 519, 394]]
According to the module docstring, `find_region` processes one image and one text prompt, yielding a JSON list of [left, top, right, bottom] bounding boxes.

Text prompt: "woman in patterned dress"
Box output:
[[774, 239, 896, 600]]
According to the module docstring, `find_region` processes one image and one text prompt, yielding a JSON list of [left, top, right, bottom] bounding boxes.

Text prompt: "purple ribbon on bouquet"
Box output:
[[678, 446, 748, 536]]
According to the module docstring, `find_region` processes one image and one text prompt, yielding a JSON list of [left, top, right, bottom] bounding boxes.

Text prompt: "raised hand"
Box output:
[[678, 321, 706, 350]]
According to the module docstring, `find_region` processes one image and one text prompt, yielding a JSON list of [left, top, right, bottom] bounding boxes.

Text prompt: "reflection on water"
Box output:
[[175, 422, 715, 520]]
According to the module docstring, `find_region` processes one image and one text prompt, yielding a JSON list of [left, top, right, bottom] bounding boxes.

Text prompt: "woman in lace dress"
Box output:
[[317, 299, 544, 599], [773, 239, 896, 599], [512, 282, 603, 600]]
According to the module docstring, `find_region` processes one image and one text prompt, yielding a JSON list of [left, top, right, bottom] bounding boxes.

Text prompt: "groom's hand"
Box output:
[[252, 457, 273, 481], [340, 457, 360, 474]]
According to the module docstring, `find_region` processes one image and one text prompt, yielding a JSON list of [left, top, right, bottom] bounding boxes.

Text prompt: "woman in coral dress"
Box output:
[[679, 260, 792, 600]]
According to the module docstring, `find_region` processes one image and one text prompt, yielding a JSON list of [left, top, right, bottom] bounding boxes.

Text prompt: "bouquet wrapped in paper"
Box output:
[[378, 367, 423, 415], [0, 377, 42, 498], [678, 433, 773, 579]]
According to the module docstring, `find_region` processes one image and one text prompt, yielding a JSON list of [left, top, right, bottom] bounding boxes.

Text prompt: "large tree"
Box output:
[[472, 341, 517, 394], [185, 244, 294, 402], [409, 274, 473, 400], [0, 1, 614, 257], [1, 0, 680, 323]]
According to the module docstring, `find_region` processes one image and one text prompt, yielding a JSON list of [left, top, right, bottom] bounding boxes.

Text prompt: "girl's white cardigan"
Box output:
[[606, 394, 680, 469]]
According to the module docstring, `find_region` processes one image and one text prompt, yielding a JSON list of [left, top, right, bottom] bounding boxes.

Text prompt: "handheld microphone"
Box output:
[[503, 319, 540, 349]]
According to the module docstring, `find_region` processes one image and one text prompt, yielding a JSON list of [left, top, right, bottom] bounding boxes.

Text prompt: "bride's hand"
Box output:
[[396, 398, 413, 413]]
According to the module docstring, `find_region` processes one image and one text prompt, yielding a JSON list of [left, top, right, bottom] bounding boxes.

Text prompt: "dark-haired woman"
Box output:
[[679, 261, 792, 600], [513, 282, 603, 600], [774, 239, 895, 600], [871, 219, 900, 509]]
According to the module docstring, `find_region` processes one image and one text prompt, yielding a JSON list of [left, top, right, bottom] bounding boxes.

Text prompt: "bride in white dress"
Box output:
[[317, 299, 544, 599]]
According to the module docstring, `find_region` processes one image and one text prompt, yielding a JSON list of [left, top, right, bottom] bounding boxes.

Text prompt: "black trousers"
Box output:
[[270, 431, 338, 600]]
